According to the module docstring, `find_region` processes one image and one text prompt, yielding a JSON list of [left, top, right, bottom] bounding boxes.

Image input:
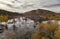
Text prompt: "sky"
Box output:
[[0, 0, 60, 13]]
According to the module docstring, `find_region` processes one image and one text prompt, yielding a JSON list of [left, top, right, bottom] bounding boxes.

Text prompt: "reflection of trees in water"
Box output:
[[1, 17, 60, 39], [3, 17, 37, 39]]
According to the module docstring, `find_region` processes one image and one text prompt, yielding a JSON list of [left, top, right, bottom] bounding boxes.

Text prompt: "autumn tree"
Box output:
[[0, 15, 8, 22], [31, 22, 49, 39], [53, 27, 60, 39]]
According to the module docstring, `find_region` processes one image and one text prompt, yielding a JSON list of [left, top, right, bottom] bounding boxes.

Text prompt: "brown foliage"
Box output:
[[31, 20, 60, 39]]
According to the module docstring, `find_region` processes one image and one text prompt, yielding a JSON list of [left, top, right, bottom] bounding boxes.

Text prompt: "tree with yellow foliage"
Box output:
[[31, 20, 59, 39], [31, 31, 49, 39], [0, 15, 8, 22], [45, 20, 58, 31], [53, 27, 60, 39], [4, 15, 8, 22], [31, 32, 40, 39], [38, 23, 43, 31], [31, 22, 49, 39], [45, 20, 58, 39]]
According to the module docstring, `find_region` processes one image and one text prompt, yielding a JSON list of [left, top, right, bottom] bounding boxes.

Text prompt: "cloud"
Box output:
[[0, 0, 60, 13]]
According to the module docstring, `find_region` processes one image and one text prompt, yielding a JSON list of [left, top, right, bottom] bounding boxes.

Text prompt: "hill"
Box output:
[[0, 9, 23, 19], [0, 9, 60, 21], [23, 9, 60, 21]]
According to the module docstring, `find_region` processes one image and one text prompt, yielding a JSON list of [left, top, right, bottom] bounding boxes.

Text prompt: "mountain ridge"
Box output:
[[23, 9, 60, 21], [0, 9, 23, 19], [0, 9, 60, 21]]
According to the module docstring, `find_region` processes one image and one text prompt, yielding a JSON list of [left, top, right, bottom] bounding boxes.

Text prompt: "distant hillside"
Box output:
[[0, 9, 60, 21], [23, 9, 60, 21], [0, 9, 23, 19]]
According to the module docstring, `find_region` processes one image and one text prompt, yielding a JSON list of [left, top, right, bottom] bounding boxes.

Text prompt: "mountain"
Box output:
[[0, 9, 23, 19], [0, 9, 60, 21], [23, 9, 60, 21]]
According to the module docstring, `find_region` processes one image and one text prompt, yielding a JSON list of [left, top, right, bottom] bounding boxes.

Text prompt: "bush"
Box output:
[[0, 15, 8, 22]]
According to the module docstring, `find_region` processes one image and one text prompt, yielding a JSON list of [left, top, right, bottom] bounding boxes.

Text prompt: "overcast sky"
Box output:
[[0, 0, 60, 13]]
